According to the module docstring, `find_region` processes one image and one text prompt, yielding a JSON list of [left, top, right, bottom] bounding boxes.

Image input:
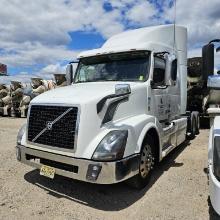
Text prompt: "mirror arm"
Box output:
[[70, 64, 73, 84]]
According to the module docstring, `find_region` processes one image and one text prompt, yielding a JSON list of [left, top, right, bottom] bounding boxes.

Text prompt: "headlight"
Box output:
[[213, 136, 220, 180], [92, 130, 128, 161], [17, 123, 26, 145]]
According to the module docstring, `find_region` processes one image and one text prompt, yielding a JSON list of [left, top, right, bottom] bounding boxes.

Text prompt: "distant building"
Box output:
[[0, 63, 7, 76]]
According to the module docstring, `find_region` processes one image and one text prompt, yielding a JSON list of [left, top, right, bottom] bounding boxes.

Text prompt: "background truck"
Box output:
[[16, 24, 201, 189], [187, 41, 220, 128], [0, 78, 56, 118]]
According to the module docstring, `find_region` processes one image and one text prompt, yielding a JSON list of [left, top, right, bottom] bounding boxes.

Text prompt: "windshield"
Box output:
[[74, 51, 150, 83]]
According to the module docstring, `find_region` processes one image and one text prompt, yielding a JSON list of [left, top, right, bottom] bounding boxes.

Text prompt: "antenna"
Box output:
[[173, 0, 176, 50]]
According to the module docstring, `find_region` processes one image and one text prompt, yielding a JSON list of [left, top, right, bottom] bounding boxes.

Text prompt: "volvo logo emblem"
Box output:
[[46, 121, 53, 130]]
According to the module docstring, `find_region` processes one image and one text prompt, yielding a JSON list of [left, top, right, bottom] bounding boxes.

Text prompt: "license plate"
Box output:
[[40, 165, 55, 179]]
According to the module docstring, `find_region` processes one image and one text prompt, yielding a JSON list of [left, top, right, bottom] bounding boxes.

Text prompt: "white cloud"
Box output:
[[38, 63, 66, 80], [1, 0, 220, 77], [0, 0, 125, 71], [0, 42, 78, 67], [105, 0, 134, 8], [0, 73, 36, 84], [188, 48, 201, 58], [41, 63, 66, 74], [164, 0, 220, 48], [125, 1, 157, 26]]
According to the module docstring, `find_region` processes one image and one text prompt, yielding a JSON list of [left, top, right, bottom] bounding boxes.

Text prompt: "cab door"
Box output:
[[151, 56, 169, 123], [167, 58, 180, 121]]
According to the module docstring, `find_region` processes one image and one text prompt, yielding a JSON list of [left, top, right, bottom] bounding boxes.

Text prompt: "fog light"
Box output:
[[16, 147, 21, 161], [86, 164, 102, 181]]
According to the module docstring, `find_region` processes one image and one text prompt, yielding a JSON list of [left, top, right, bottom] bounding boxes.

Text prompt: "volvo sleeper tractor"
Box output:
[[16, 25, 203, 189]]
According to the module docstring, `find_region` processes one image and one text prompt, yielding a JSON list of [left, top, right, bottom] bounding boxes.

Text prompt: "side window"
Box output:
[[153, 56, 166, 86], [171, 59, 177, 81]]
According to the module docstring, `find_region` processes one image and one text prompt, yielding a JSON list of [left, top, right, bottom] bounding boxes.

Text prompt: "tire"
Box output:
[[25, 108, 28, 117], [190, 116, 196, 139], [126, 134, 155, 189], [7, 107, 12, 117], [195, 114, 200, 135]]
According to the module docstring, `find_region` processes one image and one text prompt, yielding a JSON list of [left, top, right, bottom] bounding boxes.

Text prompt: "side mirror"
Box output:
[[66, 64, 73, 85], [202, 43, 214, 82], [207, 75, 220, 90], [115, 84, 131, 95], [66, 61, 78, 85]]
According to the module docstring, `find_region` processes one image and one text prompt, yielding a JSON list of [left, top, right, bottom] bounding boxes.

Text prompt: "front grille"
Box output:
[[28, 105, 78, 149]]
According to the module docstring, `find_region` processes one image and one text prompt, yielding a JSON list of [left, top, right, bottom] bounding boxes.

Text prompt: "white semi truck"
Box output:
[[206, 75, 220, 215], [16, 25, 200, 188]]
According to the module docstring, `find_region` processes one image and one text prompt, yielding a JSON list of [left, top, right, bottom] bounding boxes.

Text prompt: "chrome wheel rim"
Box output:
[[140, 144, 154, 178]]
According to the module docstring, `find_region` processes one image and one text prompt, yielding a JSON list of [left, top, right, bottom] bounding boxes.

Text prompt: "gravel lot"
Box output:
[[0, 118, 219, 220]]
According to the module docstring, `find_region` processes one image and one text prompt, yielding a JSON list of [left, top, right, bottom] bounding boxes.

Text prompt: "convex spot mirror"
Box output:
[[115, 84, 131, 95]]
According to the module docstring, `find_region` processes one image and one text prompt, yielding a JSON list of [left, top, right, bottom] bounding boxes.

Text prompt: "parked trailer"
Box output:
[[16, 25, 200, 189]]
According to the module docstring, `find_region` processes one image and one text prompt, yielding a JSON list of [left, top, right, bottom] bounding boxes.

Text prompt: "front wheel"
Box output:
[[126, 135, 155, 189]]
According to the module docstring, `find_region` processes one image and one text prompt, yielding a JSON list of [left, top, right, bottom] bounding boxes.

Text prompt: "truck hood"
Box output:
[[31, 82, 139, 105]]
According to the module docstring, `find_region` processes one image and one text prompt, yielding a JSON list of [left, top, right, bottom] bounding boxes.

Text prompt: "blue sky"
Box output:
[[68, 31, 105, 50], [9, 31, 106, 75], [0, 0, 220, 81]]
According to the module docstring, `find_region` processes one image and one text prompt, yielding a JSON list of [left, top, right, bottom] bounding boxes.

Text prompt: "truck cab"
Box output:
[[16, 25, 191, 188], [208, 115, 220, 215]]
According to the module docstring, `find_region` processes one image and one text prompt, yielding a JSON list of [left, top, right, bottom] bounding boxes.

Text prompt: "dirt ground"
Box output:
[[0, 117, 219, 220]]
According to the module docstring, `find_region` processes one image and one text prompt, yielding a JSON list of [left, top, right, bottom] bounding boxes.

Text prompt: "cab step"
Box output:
[[162, 144, 176, 158]]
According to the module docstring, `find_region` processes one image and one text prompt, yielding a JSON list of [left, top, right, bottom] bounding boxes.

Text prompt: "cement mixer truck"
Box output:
[[0, 83, 10, 115], [17, 78, 53, 117], [10, 78, 50, 117], [17, 25, 203, 189], [54, 74, 67, 87]]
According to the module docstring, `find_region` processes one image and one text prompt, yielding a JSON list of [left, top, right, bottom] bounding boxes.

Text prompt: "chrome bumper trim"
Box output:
[[17, 145, 139, 184]]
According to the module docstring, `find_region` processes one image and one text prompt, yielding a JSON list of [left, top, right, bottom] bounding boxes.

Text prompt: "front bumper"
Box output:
[[209, 165, 220, 216], [16, 145, 139, 184]]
